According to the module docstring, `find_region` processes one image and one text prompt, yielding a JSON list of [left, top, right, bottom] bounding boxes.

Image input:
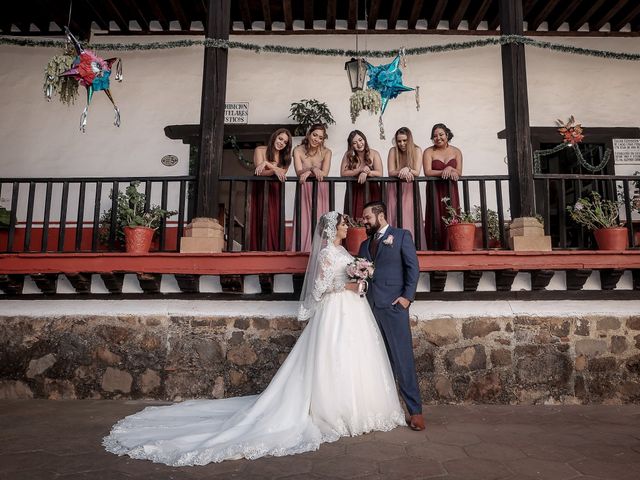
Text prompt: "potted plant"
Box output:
[[0, 205, 10, 250], [288, 99, 335, 136], [442, 197, 476, 252], [472, 206, 502, 249], [566, 191, 627, 250], [101, 181, 176, 254], [349, 89, 382, 124], [344, 215, 368, 254]]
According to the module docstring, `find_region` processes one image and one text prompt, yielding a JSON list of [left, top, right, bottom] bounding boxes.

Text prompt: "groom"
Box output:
[[358, 200, 424, 431]]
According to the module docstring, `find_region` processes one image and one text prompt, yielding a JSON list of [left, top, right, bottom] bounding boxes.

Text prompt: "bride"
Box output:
[[103, 211, 405, 466]]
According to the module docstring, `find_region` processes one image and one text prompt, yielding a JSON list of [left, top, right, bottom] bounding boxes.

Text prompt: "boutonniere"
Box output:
[[382, 235, 394, 246]]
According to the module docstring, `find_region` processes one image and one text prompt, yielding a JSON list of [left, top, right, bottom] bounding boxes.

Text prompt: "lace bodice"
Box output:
[[312, 245, 353, 301]]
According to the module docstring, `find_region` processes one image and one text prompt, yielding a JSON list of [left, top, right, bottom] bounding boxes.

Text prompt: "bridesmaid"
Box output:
[[386, 127, 426, 249], [422, 123, 463, 250], [340, 130, 383, 219], [290, 123, 332, 252], [249, 128, 292, 251]]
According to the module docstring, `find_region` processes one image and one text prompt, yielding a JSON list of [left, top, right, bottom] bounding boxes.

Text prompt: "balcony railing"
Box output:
[[3, 173, 638, 254]]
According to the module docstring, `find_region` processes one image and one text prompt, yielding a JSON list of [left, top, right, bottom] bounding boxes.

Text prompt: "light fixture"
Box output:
[[344, 57, 367, 92]]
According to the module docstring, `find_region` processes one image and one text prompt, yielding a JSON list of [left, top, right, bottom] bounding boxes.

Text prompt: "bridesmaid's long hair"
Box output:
[[300, 123, 328, 156], [266, 128, 293, 168], [393, 127, 419, 169], [346, 130, 372, 170]]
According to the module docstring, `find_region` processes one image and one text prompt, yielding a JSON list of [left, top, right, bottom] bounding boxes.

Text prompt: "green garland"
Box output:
[[533, 142, 612, 173], [1, 34, 639, 61]]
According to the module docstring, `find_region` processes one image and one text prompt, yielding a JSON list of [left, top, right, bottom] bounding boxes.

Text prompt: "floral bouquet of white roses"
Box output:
[[346, 257, 374, 296]]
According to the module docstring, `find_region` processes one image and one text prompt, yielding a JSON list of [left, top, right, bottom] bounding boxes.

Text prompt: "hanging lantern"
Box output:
[[344, 57, 367, 92]]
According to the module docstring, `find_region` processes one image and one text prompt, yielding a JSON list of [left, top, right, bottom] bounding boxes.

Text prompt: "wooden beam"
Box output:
[[611, 3, 640, 31], [65, 272, 92, 294], [261, 0, 272, 30], [103, 0, 130, 32], [570, 0, 607, 31], [590, 0, 628, 32], [142, 0, 170, 31], [283, 0, 293, 30], [528, 0, 562, 31], [83, 0, 110, 31], [599, 269, 625, 290], [304, 0, 314, 29], [137, 273, 162, 293], [348, 0, 358, 30], [168, 0, 190, 30], [523, 0, 539, 17], [326, 0, 337, 29], [408, 0, 424, 29], [450, 0, 471, 30], [488, 12, 501, 31], [31, 273, 58, 295], [428, 0, 448, 29], [100, 272, 124, 294], [388, 0, 403, 30], [239, 0, 252, 30], [499, 0, 535, 218], [197, 0, 230, 219], [120, 0, 150, 31], [468, 0, 492, 30], [548, 0, 582, 31], [367, 0, 381, 30], [0, 274, 24, 295]]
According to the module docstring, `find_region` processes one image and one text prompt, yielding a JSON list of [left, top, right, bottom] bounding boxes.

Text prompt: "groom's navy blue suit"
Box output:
[[358, 226, 422, 415]]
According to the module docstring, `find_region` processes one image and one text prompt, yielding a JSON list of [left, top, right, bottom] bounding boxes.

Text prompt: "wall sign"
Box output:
[[161, 154, 178, 167], [224, 102, 249, 124], [613, 138, 640, 164]]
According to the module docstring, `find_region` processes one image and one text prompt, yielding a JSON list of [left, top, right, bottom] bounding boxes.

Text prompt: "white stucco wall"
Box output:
[[0, 34, 638, 217]]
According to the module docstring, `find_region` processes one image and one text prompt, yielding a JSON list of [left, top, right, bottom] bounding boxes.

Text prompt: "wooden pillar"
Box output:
[[499, 0, 534, 218], [196, 0, 230, 219]]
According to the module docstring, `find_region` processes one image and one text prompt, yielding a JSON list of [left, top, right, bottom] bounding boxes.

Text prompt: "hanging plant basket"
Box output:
[[349, 89, 382, 123]]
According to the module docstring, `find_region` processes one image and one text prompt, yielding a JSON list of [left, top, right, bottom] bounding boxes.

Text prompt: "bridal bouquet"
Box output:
[[346, 257, 374, 296]]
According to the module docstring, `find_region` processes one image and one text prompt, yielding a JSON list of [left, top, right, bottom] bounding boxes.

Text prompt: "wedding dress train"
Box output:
[[103, 244, 404, 465]]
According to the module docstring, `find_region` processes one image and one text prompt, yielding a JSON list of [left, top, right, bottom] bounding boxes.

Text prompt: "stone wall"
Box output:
[[1, 313, 639, 404]]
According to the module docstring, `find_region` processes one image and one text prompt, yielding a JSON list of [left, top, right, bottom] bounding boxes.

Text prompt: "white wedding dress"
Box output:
[[103, 244, 405, 466]]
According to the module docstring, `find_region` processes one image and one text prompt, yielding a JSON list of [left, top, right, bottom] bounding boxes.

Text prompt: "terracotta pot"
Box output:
[[593, 227, 628, 251], [124, 226, 155, 253], [345, 226, 368, 255], [447, 223, 476, 252], [473, 226, 502, 250]]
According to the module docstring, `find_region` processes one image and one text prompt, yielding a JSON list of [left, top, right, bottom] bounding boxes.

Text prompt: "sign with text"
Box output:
[[224, 102, 249, 124], [613, 138, 640, 164]]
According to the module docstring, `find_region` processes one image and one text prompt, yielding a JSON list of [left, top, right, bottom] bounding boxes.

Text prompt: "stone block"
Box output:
[[44, 379, 76, 400], [462, 319, 500, 339], [610, 336, 627, 354], [139, 369, 161, 394], [575, 319, 590, 336], [211, 376, 225, 399], [635, 334, 640, 349], [422, 319, 459, 346], [180, 236, 224, 253], [597, 317, 621, 331], [234, 318, 250, 330], [227, 345, 258, 366], [94, 347, 121, 366], [510, 217, 544, 229], [435, 375, 454, 399], [508, 235, 552, 251], [588, 357, 617, 373], [509, 225, 545, 237], [445, 345, 486, 373], [465, 372, 501, 402], [229, 370, 246, 386], [575, 355, 587, 371], [626, 317, 640, 330], [626, 354, 640, 375], [0, 380, 33, 399], [26, 353, 56, 378], [101, 367, 133, 393], [180, 218, 224, 253], [514, 345, 571, 387], [491, 349, 512, 367], [252, 318, 270, 330], [575, 339, 607, 357]]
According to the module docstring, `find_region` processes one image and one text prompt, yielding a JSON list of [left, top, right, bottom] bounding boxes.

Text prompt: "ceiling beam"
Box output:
[[103, 0, 130, 32], [523, 0, 539, 17], [168, 0, 190, 30], [468, 0, 492, 30], [589, 0, 627, 31], [261, 0, 272, 30], [142, 0, 170, 31], [348, 0, 358, 30], [611, 2, 640, 31], [239, 0, 251, 30], [450, 0, 471, 30], [548, 0, 582, 31], [408, 0, 424, 29], [304, 0, 314, 29], [570, 0, 607, 31], [428, 0, 448, 30], [326, 0, 337, 29], [83, 0, 110, 31], [283, 0, 293, 30], [528, 0, 562, 31], [367, 0, 381, 30], [120, 0, 150, 31], [388, 0, 403, 30]]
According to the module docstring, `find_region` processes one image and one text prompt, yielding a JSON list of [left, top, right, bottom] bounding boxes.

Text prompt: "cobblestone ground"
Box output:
[[1, 401, 640, 480]]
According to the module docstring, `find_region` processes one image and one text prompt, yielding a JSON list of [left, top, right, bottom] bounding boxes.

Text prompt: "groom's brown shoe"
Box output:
[[407, 414, 425, 431]]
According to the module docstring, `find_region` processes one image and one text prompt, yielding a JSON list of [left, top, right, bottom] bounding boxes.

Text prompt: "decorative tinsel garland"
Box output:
[[533, 143, 612, 173], [1, 34, 639, 61]]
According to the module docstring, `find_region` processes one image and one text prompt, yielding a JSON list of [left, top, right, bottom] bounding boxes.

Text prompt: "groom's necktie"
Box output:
[[369, 232, 382, 258]]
